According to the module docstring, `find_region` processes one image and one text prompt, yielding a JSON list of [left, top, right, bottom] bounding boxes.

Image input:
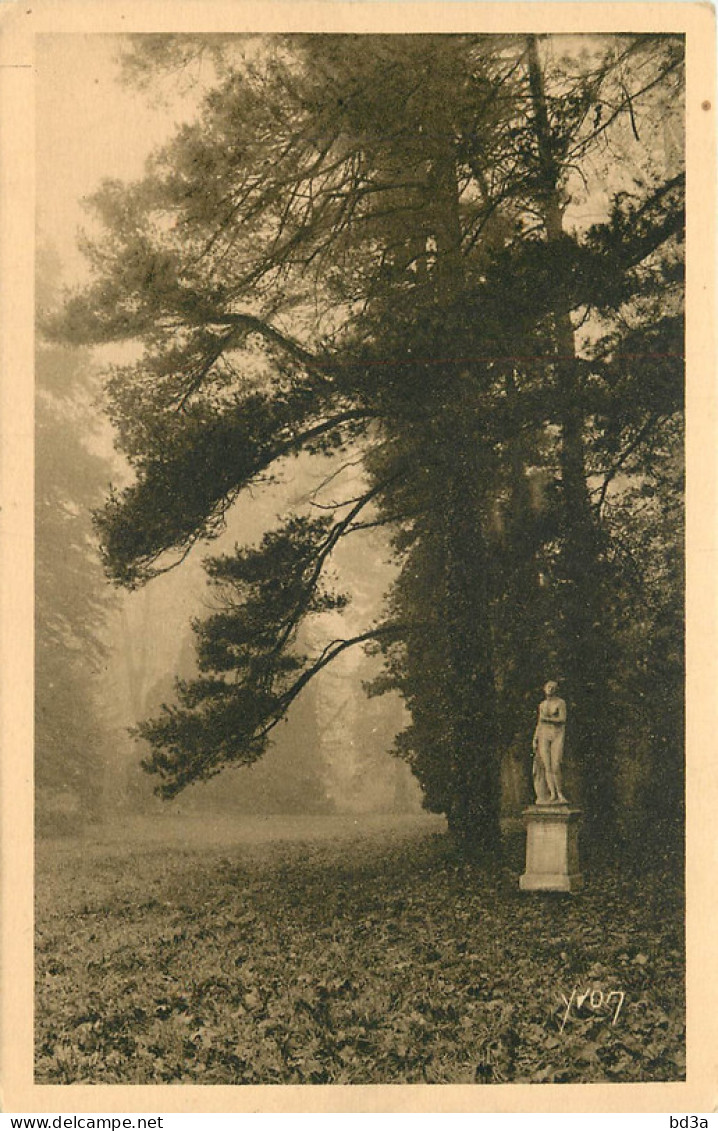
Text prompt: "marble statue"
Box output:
[[532, 680, 568, 804]]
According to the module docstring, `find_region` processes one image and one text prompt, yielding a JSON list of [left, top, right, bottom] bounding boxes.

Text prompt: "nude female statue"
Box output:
[[532, 680, 568, 804]]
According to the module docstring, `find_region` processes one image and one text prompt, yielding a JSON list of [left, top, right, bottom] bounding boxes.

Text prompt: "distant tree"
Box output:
[[36, 253, 115, 824], [51, 34, 684, 856]]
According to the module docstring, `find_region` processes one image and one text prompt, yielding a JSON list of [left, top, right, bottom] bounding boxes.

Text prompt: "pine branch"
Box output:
[[566, 52, 684, 163], [256, 624, 402, 743], [97, 408, 375, 587], [271, 475, 401, 657], [592, 413, 665, 514], [203, 311, 335, 379]]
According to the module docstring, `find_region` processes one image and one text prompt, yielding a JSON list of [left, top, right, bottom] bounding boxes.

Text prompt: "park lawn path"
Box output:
[[36, 813, 684, 1084]]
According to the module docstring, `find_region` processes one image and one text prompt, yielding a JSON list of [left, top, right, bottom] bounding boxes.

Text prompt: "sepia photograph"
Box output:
[[1, 1, 715, 1112]]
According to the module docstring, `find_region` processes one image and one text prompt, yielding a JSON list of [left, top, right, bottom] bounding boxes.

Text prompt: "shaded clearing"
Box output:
[[36, 814, 684, 1084]]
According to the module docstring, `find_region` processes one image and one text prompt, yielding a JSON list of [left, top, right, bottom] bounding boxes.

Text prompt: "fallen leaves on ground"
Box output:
[[35, 813, 684, 1084]]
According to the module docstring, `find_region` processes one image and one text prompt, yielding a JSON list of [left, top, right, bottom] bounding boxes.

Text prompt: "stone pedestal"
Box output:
[[519, 804, 582, 892]]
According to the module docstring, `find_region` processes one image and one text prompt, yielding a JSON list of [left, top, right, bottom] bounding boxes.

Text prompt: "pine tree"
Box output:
[[50, 34, 684, 856]]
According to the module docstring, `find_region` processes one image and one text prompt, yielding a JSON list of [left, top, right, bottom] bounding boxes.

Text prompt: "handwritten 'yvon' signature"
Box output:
[[559, 986, 625, 1032]]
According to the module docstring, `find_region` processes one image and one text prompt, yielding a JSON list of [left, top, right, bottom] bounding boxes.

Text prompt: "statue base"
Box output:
[[519, 804, 583, 892]]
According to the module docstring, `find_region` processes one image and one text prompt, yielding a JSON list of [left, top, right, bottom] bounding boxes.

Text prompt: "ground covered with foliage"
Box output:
[[36, 814, 684, 1085]]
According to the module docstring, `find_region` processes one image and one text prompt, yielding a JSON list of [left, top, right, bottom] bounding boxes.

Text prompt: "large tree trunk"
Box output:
[[525, 36, 618, 849], [428, 124, 502, 857], [441, 460, 501, 856]]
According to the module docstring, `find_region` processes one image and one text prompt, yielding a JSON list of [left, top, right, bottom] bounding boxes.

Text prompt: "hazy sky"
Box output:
[[36, 34, 199, 285], [35, 36, 216, 704]]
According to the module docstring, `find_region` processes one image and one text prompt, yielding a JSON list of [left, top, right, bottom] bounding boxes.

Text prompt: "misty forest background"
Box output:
[[36, 33, 685, 1084]]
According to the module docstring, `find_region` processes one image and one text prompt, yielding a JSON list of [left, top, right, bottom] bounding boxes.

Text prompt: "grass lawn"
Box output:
[[35, 812, 685, 1084]]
